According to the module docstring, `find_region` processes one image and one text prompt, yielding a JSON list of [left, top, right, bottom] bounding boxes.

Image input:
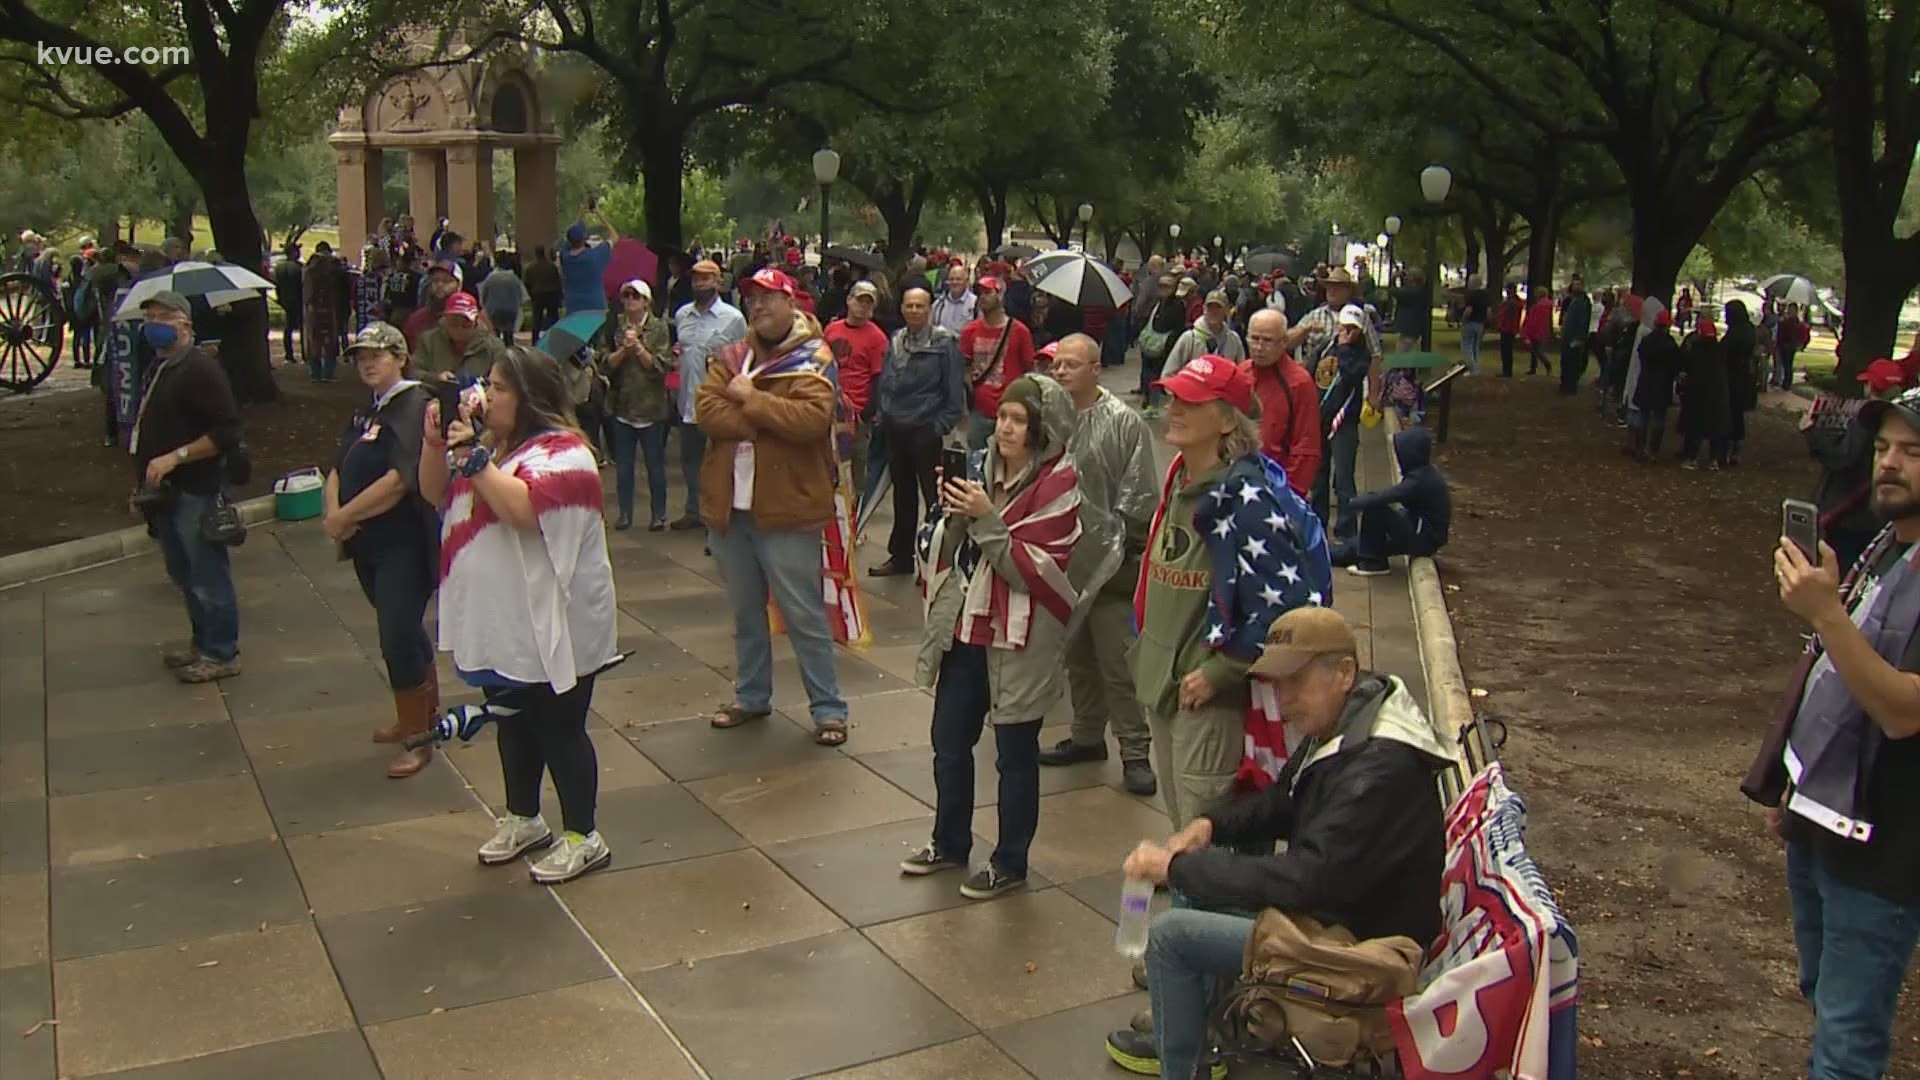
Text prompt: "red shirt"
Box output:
[[1495, 297, 1524, 335], [1247, 357, 1320, 498], [1522, 298, 1554, 345], [823, 317, 888, 417], [959, 316, 1035, 418]]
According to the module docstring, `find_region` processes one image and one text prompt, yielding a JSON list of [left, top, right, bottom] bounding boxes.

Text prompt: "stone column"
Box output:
[[445, 142, 495, 252], [513, 144, 558, 256], [334, 144, 385, 262], [408, 149, 446, 230]]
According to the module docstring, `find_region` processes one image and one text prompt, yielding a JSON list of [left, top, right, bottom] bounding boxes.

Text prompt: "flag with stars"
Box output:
[[1135, 451, 1333, 790]]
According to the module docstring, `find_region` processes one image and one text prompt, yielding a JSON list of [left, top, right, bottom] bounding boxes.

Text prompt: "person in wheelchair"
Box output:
[[1105, 607, 1452, 1080]]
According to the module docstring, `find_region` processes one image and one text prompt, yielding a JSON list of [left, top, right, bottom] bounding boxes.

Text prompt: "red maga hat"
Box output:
[[1156, 354, 1254, 413]]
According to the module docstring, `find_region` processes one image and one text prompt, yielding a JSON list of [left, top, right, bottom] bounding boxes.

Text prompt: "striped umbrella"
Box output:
[[112, 261, 273, 320], [1024, 249, 1132, 309]]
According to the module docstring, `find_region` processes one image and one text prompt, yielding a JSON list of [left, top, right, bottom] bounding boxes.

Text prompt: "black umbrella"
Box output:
[[1245, 252, 1293, 277], [995, 242, 1041, 261], [823, 245, 885, 272]]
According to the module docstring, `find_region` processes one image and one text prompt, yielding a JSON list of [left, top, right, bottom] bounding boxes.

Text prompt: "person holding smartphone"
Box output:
[[597, 279, 673, 530], [1751, 386, 1920, 1080], [899, 374, 1092, 900], [421, 346, 621, 884]]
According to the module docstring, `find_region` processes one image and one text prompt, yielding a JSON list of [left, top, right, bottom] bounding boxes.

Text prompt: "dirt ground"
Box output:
[[0, 361, 363, 556], [1434, 371, 1917, 1078]]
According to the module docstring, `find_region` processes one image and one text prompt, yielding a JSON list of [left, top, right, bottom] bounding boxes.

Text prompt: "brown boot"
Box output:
[[385, 685, 435, 779], [375, 666, 442, 743]]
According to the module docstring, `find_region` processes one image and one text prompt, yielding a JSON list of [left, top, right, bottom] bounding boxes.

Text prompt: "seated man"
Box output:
[[1105, 606, 1452, 1080], [1332, 427, 1449, 578]]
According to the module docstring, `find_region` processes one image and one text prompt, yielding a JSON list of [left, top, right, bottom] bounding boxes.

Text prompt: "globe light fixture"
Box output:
[[1420, 164, 1452, 205]]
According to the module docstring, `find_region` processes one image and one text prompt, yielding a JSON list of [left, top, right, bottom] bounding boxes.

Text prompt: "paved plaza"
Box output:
[[0, 381, 1426, 1079]]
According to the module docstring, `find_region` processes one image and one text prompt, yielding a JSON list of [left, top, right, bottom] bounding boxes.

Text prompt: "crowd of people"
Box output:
[[70, 199, 1920, 1077]]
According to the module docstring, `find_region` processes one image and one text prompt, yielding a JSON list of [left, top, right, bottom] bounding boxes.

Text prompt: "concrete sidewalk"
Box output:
[[0, 369, 1424, 1079]]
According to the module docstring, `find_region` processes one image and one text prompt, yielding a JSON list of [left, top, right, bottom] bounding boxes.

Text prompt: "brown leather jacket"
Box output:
[[696, 312, 838, 533]]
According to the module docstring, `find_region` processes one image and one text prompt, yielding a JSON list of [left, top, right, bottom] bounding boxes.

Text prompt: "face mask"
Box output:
[[143, 322, 180, 349]]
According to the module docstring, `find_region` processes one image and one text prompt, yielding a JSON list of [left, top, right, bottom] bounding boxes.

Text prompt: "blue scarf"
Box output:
[[1785, 525, 1920, 842]]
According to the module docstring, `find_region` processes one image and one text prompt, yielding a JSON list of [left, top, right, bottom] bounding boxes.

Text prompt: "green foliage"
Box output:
[[599, 168, 734, 247]]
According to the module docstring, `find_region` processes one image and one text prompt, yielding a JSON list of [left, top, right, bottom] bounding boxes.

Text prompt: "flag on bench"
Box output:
[[1389, 763, 1579, 1080]]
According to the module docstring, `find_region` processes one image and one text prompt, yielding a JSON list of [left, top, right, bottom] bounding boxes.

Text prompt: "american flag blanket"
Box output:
[[1389, 763, 1579, 1080], [917, 449, 1082, 651], [1135, 452, 1332, 790]]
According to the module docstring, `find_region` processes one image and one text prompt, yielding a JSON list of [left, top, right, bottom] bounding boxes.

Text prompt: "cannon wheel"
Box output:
[[0, 273, 64, 394]]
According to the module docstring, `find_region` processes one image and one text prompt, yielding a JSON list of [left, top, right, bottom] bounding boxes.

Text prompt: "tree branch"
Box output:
[[1660, 0, 1827, 82]]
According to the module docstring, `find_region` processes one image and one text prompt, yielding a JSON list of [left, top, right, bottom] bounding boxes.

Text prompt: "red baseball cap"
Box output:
[[745, 267, 798, 298], [1036, 340, 1059, 362], [1861, 358, 1908, 393], [1695, 317, 1718, 341], [976, 275, 1003, 292], [1157, 354, 1254, 413], [442, 292, 480, 321]]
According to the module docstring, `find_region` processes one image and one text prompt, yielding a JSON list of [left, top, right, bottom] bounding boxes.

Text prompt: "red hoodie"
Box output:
[[1521, 297, 1554, 346]]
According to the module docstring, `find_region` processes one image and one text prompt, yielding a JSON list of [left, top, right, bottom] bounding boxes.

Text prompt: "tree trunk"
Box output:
[[640, 135, 687, 271], [1484, 214, 1512, 286], [195, 151, 277, 403], [873, 175, 932, 279], [1834, 233, 1920, 388], [1626, 212, 1702, 306], [168, 198, 198, 250], [973, 178, 1010, 254], [1461, 218, 1482, 287]]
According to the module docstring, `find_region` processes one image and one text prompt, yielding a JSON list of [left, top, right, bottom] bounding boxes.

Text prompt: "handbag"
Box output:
[[1137, 303, 1173, 359], [201, 490, 248, 547]]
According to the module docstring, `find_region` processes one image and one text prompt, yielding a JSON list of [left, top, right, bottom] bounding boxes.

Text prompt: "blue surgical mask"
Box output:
[[142, 322, 180, 349]]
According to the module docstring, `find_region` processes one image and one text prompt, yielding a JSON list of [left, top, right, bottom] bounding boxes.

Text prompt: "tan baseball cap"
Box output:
[[1248, 607, 1358, 680], [849, 280, 879, 300]]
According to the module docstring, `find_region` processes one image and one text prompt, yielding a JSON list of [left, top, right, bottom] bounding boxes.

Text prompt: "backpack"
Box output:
[[1220, 909, 1424, 1071]]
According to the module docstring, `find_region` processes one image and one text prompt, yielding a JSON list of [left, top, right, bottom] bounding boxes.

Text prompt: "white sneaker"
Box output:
[[477, 814, 552, 866], [529, 830, 612, 884]]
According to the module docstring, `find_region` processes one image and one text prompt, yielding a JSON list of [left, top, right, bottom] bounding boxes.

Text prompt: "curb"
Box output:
[[1379, 411, 1477, 760], [0, 494, 280, 591]]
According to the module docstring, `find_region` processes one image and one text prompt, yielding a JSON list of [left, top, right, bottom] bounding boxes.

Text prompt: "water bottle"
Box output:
[[1115, 877, 1154, 958]]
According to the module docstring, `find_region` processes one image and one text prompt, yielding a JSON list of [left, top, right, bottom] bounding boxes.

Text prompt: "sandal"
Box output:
[[814, 720, 849, 746], [711, 704, 771, 729]]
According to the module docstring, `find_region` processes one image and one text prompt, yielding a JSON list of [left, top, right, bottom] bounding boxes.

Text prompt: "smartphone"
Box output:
[[940, 447, 970, 485], [430, 381, 464, 440], [1782, 498, 1821, 565]]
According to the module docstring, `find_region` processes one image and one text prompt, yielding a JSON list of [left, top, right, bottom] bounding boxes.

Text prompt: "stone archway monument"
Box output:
[[329, 40, 561, 260]]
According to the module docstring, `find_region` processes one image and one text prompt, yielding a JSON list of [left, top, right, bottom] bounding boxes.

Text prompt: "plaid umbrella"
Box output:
[[112, 261, 272, 320]]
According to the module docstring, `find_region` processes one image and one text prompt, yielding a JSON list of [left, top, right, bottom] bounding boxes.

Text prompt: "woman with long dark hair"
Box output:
[[422, 346, 622, 884], [1722, 300, 1759, 466], [323, 322, 442, 777]]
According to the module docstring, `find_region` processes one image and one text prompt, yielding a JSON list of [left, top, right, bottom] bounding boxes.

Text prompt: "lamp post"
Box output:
[[1383, 214, 1401, 287], [1169, 222, 1181, 257], [811, 147, 841, 253], [1418, 165, 1451, 352], [1078, 202, 1094, 250]]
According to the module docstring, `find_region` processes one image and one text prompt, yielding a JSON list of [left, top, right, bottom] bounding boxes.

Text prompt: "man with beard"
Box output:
[[697, 267, 850, 747], [401, 259, 464, 352], [1754, 385, 1920, 1080], [958, 275, 1036, 451], [671, 259, 747, 530]]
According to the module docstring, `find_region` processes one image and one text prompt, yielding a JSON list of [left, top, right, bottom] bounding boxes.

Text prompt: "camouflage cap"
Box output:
[[345, 321, 408, 357]]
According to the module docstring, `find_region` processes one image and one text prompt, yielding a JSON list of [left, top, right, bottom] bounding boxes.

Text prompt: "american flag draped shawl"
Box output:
[[753, 332, 873, 648], [914, 447, 1083, 649], [1132, 452, 1334, 792]]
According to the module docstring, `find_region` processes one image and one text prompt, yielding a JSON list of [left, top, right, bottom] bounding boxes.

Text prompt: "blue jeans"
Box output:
[[677, 422, 706, 518], [611, 422, 669, 524], [1148, 908, 1255, 1080], [929, 643, 1041, 878], [154, 491, 240, 662], [1310, 418, 1361, 541], [1459, 320, 1484, 372], [1786, 841, 1920, 1080], [709, 510, 847, 725]]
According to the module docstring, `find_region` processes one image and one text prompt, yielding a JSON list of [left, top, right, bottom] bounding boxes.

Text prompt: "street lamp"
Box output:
[[1383, 214, 1403, 289], [1419, 164, 1452, 351], [1078, 202, 1094, 249], [1169, 222, 1181, 256], [811, 147, 841, 252]]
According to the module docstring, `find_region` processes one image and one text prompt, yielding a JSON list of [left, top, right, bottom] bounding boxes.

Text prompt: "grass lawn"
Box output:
[[44, 216, 342, 261]]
